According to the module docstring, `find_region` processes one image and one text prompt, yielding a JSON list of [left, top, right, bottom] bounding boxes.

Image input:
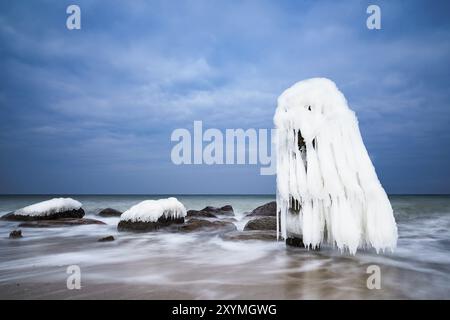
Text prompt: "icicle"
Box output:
[[274, 78, 398, 254]]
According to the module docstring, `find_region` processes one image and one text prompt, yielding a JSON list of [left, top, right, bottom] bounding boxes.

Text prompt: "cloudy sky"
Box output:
[[0, 0, 449, 194]]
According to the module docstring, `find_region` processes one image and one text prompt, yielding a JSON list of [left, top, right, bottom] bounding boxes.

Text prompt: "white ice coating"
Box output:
[[120, 197, 187, 223], [274, 78, 398, 254], [14, 198, 82, 217]]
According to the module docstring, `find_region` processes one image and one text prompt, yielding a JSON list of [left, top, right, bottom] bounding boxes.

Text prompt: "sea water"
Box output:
[[0, 195, 448, 299]]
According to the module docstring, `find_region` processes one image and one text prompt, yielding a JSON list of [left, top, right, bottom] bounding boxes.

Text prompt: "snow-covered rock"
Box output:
[[274, 78, 398, 254], [1, 198, 85, 221], [118, 197, 186, 231]]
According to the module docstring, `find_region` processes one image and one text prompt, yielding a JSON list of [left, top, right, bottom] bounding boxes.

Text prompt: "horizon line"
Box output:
[[0, 193, 449, 196]]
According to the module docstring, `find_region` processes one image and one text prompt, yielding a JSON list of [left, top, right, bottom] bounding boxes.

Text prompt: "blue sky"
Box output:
[[0, 0, 449, 194]]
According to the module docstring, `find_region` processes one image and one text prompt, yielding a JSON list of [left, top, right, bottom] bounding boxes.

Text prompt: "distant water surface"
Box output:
[[0, 195, 448, 299]]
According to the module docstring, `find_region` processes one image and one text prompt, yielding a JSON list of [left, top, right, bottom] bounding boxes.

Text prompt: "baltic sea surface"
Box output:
[[0, 195, 448, 299]]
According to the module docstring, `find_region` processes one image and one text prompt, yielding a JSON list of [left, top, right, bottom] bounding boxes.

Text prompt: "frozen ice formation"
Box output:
[[274, 78, 398, 254], [13, 198, 82, 217], [120, 197, 187, 223]]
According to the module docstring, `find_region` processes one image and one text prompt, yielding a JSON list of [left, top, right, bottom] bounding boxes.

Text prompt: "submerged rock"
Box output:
[[186, 210, 217, 218], [98, 235, 115, 242], [217, 205, 234, 215], [9, 230, 22, 239], [18, 218, 105, 228], [179, 218, 236, 232], [246, 201, 276, 217], [98, 208, 122, 217], [1, 208, 85, 221], [222, 230, 277, 241], [285, 237, 305, 248], [118, 216, 185, 232], [244, 216, 277, 231], [197, 205, 234, 216]]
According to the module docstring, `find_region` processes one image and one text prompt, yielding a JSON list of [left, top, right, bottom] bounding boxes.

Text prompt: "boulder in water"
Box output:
[[179, 218, 236, 233], [285, 237, 305, 248], [18, 218, 105, 228], [1, 198, 85, 221], [98, 235, 115, 242], [98, 208, 122, 217], [246, 201, 276, 217], [9, 230, 23, 239], [244, 216, 277, 231], [118, 198, 186, 232], [197, 205, 234, 216], [222, 230, 277, 241], [118, 216, 184, 232], [186, 210, 217, 218]]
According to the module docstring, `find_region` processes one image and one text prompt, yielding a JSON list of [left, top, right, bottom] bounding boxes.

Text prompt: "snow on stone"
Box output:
[[274, 78, 398, 254], [120, 197, 187, 223], [14, 198, 82, 217]]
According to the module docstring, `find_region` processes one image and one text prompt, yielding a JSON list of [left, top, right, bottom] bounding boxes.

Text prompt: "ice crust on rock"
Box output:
[[14, 198, 83, 217], [120, 197, 187, 223]]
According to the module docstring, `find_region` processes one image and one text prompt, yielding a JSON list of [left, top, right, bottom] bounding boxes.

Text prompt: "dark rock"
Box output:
[[18, 218, 105, 228], [117, 216, 184, 232], [1, 208, 85, 221], [285, 237, 319, 250], [186, 210, 217, 218], [247, 201, 276, 217], [244, 216, 277, 231], [98, 235, 115, 242], [9, 230, 22, 239], [286, 237, 305, 247], [220, 205, 233, 212], [98, 208, 122, 217], [186, 205, 234, 218], [199, 205, 234, 216], [222, 230, 277, 241], [179, 218, 236, 232]]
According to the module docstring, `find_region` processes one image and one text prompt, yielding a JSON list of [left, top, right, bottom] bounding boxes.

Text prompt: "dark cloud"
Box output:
[[0, 0, 449, 194]]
